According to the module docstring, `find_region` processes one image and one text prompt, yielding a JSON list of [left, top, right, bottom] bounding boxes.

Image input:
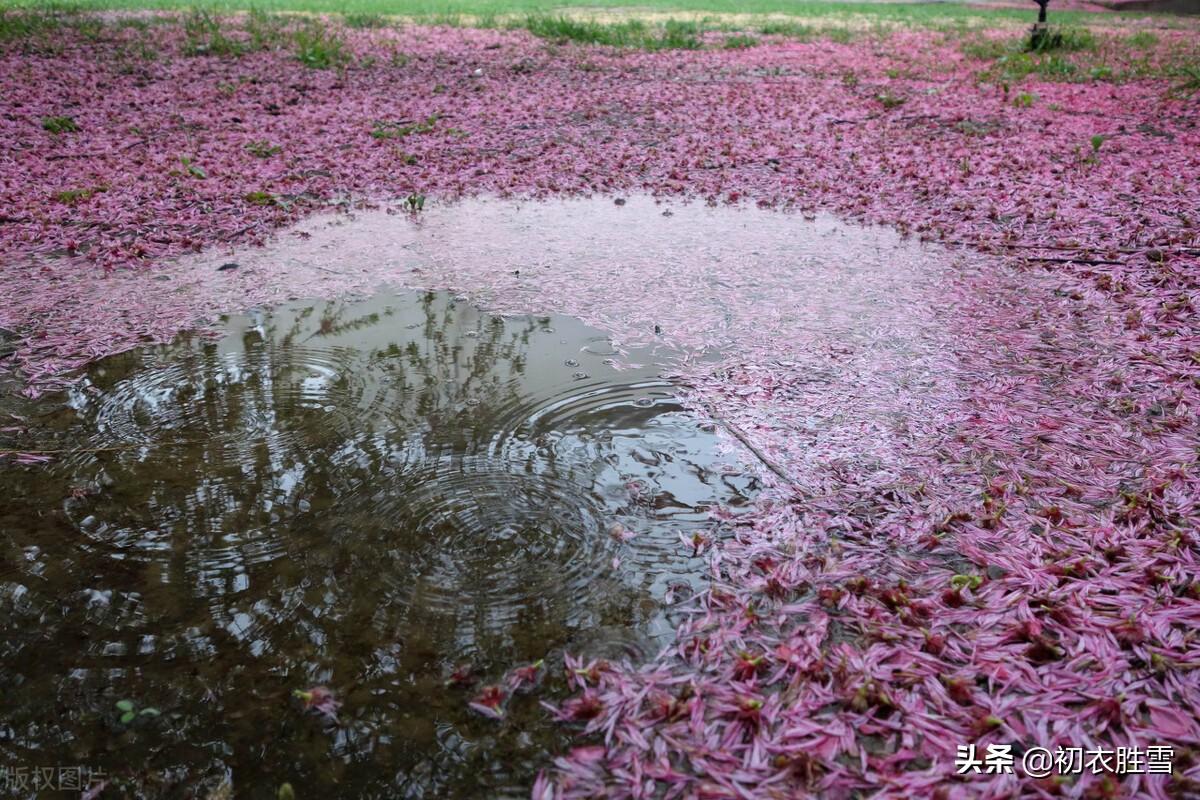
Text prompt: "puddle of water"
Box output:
[[0, 290, 756, 798], [0, 193, 973, 797]]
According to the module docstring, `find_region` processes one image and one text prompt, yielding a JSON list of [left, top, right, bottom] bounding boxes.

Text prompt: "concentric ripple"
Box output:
[[50, 290, 756, 619], [3, 288, 759, 800], [335, 463, 613, 628]]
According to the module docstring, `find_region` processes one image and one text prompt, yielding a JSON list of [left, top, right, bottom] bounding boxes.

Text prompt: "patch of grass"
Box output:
[[0, 4, 108, 51], [722, 33, 757, 49], [523, 15, 628, 46], [993, 51, 1078, 80], [53, 185, 105, 203], [1170, 64, 1200, 97], [371, 113, 439, 139], [244, 8, 288, 49], [756, 20, 814, 39], [1126, 30, 1158, 50], [964, 27, 1194, 86], [660, 18, 700, 49], [961, 36, 1007, 61], [1026, 26, 1095, 54], [522, 15, 700, 50], [177, 155, 206, 179], [183, 8, 243, 56], [825, 27, 853, 44], [243, 190, 276, 205], [343, 12, 388, 28], [42, 115, 79, 134], [21, 0, 1120, 30], [293, 21, 349, 68], [1013, 90, 1035, 108], [245, 140, 281, 157], [0, 7, 55, 42]]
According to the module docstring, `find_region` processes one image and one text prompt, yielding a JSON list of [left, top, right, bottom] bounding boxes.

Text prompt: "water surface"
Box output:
[[0, 290, 757, 798]]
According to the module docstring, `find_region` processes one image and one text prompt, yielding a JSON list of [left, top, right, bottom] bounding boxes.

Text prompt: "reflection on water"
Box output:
[[0, 290, 756, 798]]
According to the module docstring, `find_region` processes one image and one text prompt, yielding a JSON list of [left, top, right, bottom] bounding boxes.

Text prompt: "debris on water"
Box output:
[[608, 522, 636, 543], [469, 685, 506, 720], [293, 686, 340, 724], [447, 663, 476, 688], [218, 262, 239, 272], [505, 659, 544, 693]]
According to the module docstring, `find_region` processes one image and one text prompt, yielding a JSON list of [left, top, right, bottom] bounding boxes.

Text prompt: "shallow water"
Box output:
[[0, 290, 757, 798], [0, 192, 969, 798]]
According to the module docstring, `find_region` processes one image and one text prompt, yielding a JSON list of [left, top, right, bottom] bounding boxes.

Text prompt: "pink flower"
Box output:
[[469, 685, 506, 720], [292, 686, 341, 724]]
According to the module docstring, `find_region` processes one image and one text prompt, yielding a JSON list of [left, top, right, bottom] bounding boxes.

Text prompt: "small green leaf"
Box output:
[[116, 699, 135, 712], [139, 707, 161, 717], [120, 711, 136, 724], [278, 783, 296, 800]]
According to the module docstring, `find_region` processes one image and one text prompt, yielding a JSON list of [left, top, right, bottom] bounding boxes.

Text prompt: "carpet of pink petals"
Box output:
[[2, 16, 1199, 799]]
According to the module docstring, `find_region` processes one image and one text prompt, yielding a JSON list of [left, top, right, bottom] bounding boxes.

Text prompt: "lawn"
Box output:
[[1, 0, 1176, 31]]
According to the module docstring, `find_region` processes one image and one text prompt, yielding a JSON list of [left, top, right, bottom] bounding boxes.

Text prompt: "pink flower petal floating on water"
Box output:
[[607, 522, 637, 543], [292, 686, 341, 724], [446, 662, 476, 688], [505, 659, 545, 693], [469, 684, 507, 720], [81, 780, 109, 800]]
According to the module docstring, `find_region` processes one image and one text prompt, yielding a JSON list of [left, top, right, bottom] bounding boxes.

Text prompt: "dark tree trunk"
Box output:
[[1031, 0, 1050, 49]]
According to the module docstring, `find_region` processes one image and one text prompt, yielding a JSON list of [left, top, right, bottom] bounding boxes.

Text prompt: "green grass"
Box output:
[[42, 114, 80, 133], [292, 20, 348, 67], [343, 11, 388, 27], [183, 7, 242, 54], [961, 25, 1197, 84], [1126, 30, 1158, 49], [522, 16, 700, 49], [0, 0, 1130, 30], [371, 114, 440, 139], [1172, 63, 1200, 95], [2, 0, 1193, 64], [1026, 24, 1095, 53], [722, 33, 757, 49]]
